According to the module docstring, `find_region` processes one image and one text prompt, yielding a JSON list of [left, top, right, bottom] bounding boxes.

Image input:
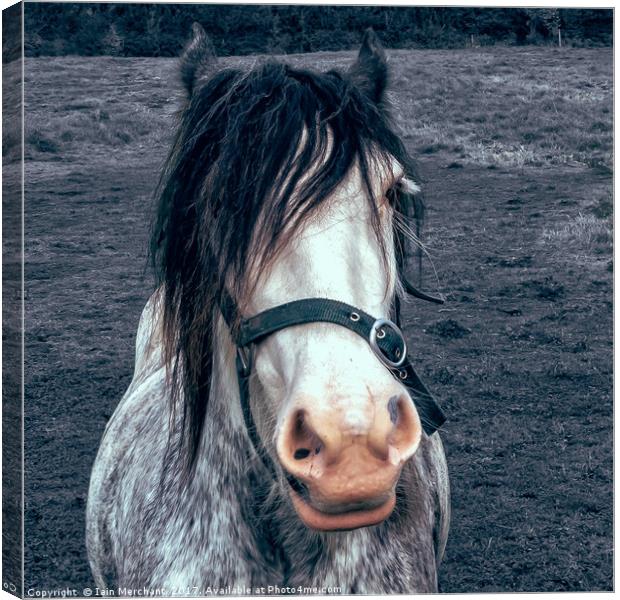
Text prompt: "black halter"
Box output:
[[220, 281, 446, 476]]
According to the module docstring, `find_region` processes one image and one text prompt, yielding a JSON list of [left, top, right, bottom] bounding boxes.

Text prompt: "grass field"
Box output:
[[12, 46, 612, 592]]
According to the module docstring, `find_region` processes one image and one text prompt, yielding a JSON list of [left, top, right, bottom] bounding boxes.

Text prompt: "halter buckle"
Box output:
[[369, 318, 407, 369]]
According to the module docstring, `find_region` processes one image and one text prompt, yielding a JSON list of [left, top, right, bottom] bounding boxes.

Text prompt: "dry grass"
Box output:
[[540, 187, 612, 266], [3, 60, 22, 163], [542, 213, 612, 259], [19, 46, 612, 171], [388, 46, 612, 169], [22, 57, 183, 163]]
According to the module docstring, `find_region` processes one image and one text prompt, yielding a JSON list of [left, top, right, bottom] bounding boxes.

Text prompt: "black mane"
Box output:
[[151, 56, 419, 475]]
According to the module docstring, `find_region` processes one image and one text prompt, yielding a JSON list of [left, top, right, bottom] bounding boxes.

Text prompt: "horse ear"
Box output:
[[348, 28, 388, 103], [181, 22, 218, 96]]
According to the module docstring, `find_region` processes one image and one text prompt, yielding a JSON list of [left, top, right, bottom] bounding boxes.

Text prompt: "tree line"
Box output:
[[21, 5, 613, 58]]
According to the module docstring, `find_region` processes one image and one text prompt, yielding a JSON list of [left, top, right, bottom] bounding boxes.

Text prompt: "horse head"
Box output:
[[153, 24, 434, 532]]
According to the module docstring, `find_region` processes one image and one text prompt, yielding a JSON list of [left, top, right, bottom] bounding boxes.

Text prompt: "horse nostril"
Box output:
[[294, 448, 311, 460], [388, 395, 399, 425], [383, 393, 422, 461]]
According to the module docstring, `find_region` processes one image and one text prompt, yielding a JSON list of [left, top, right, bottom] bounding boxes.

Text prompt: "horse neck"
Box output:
[[162, 315, 283, 583], [189, 316, 438, 591]]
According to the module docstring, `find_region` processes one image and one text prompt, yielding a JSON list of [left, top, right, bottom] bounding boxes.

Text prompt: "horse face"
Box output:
[[246, 160, 422, 531], [172, 24, 423, 530]]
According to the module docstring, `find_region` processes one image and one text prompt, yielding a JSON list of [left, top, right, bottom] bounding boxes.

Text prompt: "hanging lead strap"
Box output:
[[402, 277, 446, 305]]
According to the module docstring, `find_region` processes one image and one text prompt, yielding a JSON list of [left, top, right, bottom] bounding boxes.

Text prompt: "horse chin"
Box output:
[[289, 488, 396, 532]]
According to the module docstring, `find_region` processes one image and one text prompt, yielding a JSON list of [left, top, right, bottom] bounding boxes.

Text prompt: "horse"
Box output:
[[86, 24, 450, 594]]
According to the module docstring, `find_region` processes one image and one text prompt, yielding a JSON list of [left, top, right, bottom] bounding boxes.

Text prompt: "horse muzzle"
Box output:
[[277, 395, 421, 531], [283, 451, 402, 531]]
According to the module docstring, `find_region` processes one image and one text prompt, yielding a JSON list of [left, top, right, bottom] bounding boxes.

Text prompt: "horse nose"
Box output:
[[276, 394, 421, 505]]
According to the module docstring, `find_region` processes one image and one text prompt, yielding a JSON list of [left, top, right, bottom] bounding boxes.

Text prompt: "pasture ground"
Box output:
[[11, 46, 612, 592]]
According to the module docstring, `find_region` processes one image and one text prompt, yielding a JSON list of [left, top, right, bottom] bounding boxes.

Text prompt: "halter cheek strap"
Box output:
[[221, 286, 447, 475]]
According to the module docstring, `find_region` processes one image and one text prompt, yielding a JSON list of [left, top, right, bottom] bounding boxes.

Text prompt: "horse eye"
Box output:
[[384, 184, 400, 207]]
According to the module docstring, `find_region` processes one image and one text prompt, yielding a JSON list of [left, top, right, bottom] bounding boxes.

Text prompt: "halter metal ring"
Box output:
[[369, 318, 407, 369]]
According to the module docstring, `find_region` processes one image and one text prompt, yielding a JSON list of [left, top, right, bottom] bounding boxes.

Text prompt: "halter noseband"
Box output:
[[220, 282, 447, 475]]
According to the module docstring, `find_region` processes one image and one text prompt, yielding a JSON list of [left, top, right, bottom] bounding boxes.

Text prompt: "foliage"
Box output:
[[20, 5, 612, 58]]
